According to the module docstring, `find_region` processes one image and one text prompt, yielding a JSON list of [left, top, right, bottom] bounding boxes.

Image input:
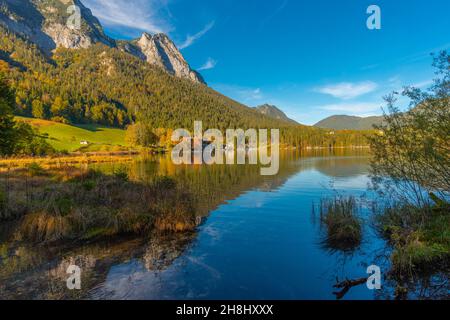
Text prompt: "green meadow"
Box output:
[[16, 117, 128, 152]]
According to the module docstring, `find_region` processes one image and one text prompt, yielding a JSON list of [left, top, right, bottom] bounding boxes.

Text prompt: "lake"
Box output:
[[0, 150, 443, 299]]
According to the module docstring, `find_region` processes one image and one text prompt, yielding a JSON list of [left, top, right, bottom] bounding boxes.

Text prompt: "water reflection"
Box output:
[[2, 149, 439, 300]]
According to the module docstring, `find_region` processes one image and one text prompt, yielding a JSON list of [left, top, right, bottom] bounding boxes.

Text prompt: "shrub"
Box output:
[[0, 188, 5, 211], [153, 176, 176, 191], [374, 200, 450, 277], [27, 162, 45, 177], [113, 166, 129, 182], [50, 116, 70, 124]]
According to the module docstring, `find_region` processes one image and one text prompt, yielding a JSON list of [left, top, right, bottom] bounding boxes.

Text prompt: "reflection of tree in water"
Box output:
[[309, 157, 370, 178], [114, 153, 303, 218], [0, 238, 145, 299], [143, 231, 196, 272], [1, 154, 305, 299], [0, 230, 199, 299], [1, 151, 382, 299]]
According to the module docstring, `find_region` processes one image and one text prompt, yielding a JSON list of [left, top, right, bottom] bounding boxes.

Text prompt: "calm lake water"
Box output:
[[0, 150, 445, 299]]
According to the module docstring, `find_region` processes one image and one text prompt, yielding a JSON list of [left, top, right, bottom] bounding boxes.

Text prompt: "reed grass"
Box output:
[[318, 196, 362, 251], [0, 166, 198, 243]]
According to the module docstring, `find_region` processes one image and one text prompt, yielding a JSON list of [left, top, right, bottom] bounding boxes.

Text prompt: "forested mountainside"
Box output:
[[314, 115, 384, 130], [255, 104, 298, 124], [0, 0, 372, 149]]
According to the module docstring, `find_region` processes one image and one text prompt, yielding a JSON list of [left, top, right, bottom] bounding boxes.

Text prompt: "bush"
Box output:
[[50, 116, 70, 124], [113, 166, 129, 182], [0, 188, 5, 211], [374, 200, 450, 277], [27, 162, 45, 177], [153, 176, 176, 190]]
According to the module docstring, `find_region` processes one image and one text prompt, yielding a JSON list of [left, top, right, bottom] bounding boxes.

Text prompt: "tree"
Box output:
[[32, 99, 45, 119], [50, 96, 69, 118], [369, 51, 450, 205], [13, 122, 55, 156], [125, 122, 157, 147], [0, 73, 17, 156]]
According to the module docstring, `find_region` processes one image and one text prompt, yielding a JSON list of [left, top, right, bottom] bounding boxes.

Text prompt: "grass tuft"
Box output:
[[318, 196, 362, 251]]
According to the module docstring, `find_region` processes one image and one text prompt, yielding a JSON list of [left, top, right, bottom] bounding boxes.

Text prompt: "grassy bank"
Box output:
[[0, 153, 138, 169], [16, 117, 128, 152], [0, 165, 198, 243]]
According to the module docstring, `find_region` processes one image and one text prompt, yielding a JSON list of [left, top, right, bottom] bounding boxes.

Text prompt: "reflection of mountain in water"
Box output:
[[304, 157, 370, 178], [0, 232, 196, 299], [0, 151, 373, 299], [94, 152, 303, 218]]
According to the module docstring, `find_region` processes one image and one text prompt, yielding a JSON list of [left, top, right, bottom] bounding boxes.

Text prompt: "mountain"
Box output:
[[314, 115, 384, 130], [0, 0, 114, 52], [254, 104, 298, 124], [0, 0, 204, 83], [119, 33, 204, 84], [0, 0, 370, 149]]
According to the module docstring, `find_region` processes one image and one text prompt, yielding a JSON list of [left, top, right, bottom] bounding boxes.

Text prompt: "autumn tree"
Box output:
[[369, 51, 450, 205], [125, 122, 157, 147], [32, 99, 45, 119]]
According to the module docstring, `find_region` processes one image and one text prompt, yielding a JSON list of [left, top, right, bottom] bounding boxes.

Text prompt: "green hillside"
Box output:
[[254, 104, 299, 124], [16, 117, 127, 152], [314, 115, 384, 130], [1, 26, 369, 149]]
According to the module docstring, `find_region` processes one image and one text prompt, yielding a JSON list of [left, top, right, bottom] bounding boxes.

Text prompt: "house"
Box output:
[[80, 140, 89, 145]]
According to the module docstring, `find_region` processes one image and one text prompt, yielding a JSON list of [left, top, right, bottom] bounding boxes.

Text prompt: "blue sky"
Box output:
[[83, 0, 450, 125]]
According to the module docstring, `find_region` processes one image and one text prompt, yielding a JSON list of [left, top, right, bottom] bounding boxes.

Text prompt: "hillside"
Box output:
[[16, 117, 127, 152], [314, 115, 384, 130], [0, 1, 371, 150], [0, 24, 292, 130], [254, 104, 298, 124]]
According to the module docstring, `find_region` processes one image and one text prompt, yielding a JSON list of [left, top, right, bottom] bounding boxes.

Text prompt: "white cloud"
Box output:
[[178, 21, 215, 49], [412, 79, 433, 88], [315, 81, 378, 100], [212, 84, 264, 105], [316, 102, 382, 114], [82, 0, 172, 34], [198, 58, 217, 71]]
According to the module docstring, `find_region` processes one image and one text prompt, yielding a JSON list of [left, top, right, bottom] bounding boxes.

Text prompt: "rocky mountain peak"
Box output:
[[0, 0, 205, 84], [255, 104, 298, 124], [134, 32, 205, 84], [0, 0, 115, 52]]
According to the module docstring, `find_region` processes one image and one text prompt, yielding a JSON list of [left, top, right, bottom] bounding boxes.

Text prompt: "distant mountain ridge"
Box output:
[[314, 115, 384, 130], [254, 104, 298, 124], [0, 0, 204, 83]]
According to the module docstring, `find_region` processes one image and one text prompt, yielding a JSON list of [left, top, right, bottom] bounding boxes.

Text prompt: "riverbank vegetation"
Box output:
[[369, 51, 450, 281], [374, 199, 449, 276], [0, 165, 198, 243]]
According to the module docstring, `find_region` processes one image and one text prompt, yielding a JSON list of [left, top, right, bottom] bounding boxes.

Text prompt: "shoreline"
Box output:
[[0, 146, 372, 169]]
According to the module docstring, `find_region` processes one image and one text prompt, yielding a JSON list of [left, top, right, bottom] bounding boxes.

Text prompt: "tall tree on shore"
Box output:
[[369, 51, 450, 205], [0, 73, 17, 156]]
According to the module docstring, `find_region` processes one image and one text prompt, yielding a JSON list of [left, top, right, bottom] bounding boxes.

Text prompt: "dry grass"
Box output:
[[0, 154, 136, 170], [0, 166, 198, 243]]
